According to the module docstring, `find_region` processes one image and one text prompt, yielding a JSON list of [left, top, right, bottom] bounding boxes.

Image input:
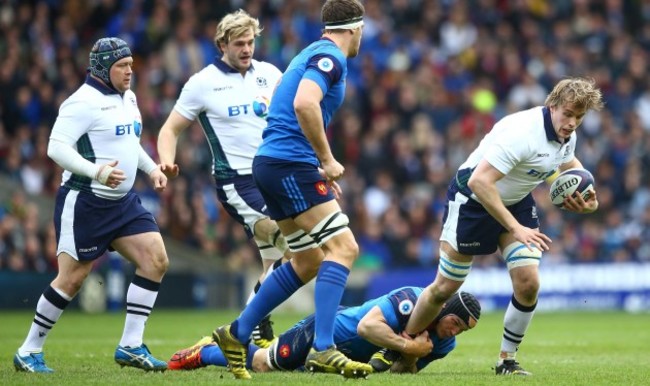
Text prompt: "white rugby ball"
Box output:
[[549, 168, 595, 208]]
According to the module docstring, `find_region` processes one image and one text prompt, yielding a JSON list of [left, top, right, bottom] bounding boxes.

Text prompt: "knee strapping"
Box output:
[[309, 211, 350, 246], [269, 229, 289, 253], [438, 250, 472, 281], [255, 239, 284, 260], [285, 229, 317, 252], [502, 242, 542, 270]]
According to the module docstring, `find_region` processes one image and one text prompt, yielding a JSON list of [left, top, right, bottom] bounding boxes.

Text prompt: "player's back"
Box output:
[[257, 38, 348, 165]]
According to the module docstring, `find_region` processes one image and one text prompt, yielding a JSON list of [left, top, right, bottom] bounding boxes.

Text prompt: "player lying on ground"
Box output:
[[169, 288, 480, 374]]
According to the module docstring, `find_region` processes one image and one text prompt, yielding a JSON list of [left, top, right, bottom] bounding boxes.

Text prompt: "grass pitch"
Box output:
[[1, 310, 648, 385]]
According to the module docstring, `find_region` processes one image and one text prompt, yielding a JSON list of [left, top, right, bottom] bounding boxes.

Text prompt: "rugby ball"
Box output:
[[549, 168, 595, 208]]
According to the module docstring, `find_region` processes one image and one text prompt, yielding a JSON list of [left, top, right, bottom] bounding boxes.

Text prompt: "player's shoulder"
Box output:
[[495, 106, 544, 137], [252, 59, 282, 75], [61, 84, 105, 110]]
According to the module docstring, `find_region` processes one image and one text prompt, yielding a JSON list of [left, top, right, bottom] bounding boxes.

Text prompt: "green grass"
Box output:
[[1, 310, 649, 385]]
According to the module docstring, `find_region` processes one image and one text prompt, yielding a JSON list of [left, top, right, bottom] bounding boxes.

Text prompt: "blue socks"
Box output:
[[312, 261, 350, 351], [232, 262, 303, 343]]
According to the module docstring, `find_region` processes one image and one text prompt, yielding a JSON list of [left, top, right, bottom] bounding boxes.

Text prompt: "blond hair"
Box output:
[[544, 77, 604, 111], [214, 10, 262, 50]]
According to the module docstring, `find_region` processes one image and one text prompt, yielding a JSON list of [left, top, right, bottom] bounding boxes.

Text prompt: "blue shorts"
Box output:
[[268, 313, 315, 371], [252, 156, 335, 221], [53, 187, 159, 261], [215, 174, 269, 238], [440, 179, 540, 255]]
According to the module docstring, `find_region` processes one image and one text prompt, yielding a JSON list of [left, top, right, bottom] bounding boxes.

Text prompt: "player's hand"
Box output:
[[318, 167, 343, 199], [400, 330, 432, 357], [96, 160, 126, 189], [563, 189, 598, 214], [159, 163, 180, 178], [512, 225, 552, 252], [320, 159, 345, 181], [149, 167, 168, 192]]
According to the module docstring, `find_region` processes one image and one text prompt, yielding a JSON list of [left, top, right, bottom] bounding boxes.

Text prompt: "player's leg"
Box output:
[[14, 252, 93, 373], [494, 233, 540, 376], [405, 187, 486, 335], [291, 200, 372, 378], [15, 187, 106, 373], [405, 242, 471, 334], [213, 220, 321, 379], [110, 196, 169, 372], [217, 177, 292, 347]]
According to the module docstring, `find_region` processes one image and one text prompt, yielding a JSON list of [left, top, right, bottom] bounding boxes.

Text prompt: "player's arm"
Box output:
[[157, 109, 194, 178], [294, 79, 344, 181], [357, 306, 432, 357], [468, 159, 551, 251]]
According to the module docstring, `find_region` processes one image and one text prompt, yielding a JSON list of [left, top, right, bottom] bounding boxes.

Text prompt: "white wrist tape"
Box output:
[[96, 165, 114, 185]]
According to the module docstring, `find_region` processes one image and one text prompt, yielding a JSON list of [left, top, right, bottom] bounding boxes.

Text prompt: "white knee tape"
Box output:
[[285, 229, 317, 252], [267, 229, 289, 253], [438, 250, 472, 281], [255, 239, 284, 260], [309, 211, 350, 246], [502, 242, 542, 270]]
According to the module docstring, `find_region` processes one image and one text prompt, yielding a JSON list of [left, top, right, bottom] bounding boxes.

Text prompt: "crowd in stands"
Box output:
[[2, 0, 650, 273]]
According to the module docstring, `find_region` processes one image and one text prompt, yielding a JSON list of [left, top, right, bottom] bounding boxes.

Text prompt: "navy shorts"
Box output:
[[268, 313, 316, 371], [53, 187, 159, 261], [440, 180, 540, 255], [215, 174, 270, 238], [252, 156, 335, 221]]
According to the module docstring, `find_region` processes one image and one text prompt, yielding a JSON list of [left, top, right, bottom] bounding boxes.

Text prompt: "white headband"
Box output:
[[324, 17, 364, 30]]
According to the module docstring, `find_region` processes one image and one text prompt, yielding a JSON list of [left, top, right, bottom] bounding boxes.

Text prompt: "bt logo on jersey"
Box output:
[[526, 168, 556, 180], [115, 121, 142, 137]]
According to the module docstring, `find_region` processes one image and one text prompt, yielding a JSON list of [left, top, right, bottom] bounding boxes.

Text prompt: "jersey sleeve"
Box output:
[[50, 97, 95, 145], [380, 288, 420, 332], [303, 54, 343, 95], [483, 124, 534, 175], [173, 74, 204, 121]]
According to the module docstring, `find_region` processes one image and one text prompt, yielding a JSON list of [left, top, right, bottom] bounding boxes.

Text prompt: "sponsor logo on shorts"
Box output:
[[459, 242, 481, 248], [279, 344, 291, 358], [78, 246, 98, 253], [315, 181, 328, 196]]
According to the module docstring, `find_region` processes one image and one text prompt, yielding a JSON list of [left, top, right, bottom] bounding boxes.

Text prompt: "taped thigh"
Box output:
[[285, 229, 317, 252], [438, 250, 473, 281], [501, 242, 542, 270], [308, 211, 350, 246]]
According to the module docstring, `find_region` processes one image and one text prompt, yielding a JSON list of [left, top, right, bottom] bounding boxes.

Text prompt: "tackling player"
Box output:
[[404, 77, 604, 376], [169, 289, 480, 374]]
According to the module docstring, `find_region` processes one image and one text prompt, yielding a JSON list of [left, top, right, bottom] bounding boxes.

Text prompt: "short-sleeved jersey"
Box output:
[[335, 286, 456, 369], [256, 38, 348, 166], [50, 76, 145, 200], [173, 59, 282, 179], [458, 106, 576, 206]]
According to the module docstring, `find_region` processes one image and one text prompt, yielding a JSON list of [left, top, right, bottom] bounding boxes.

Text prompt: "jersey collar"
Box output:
[[85, 73, 120, 95], [213, 57, 254, 74], [542, 106, 563, 144]]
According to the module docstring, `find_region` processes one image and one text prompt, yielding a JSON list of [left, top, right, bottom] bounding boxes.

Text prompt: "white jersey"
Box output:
[[50, 79, 146, 199], [173, 59, 282, 179], [459, 106, 576, 206]]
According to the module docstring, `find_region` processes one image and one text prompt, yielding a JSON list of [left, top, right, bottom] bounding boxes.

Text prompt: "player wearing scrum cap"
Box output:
[[13, 37, 170, 373], [211, 0, 374, 379], [404, 77, 604, 376], [169, 289, 480, 375]]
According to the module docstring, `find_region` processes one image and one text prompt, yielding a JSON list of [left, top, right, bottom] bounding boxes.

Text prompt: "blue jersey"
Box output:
[[335, 286, 456, 370], [268, 286, 456, 371], [256, 38, 348, 166]]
